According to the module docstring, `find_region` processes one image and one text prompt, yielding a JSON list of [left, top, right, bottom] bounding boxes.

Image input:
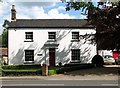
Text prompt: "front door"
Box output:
[[49, 48, 55, 67]]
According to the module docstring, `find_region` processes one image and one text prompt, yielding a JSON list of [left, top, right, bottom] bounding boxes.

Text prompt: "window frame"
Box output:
[[24, 50, 34, 63], [72, 32, 80, 41], [24, 32, 33, 42], [71, 49, 80, 62], [48, 32, 56, 40]]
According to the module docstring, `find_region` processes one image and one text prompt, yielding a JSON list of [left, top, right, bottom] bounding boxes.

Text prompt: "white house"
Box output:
[[7, 5, 96, 66]]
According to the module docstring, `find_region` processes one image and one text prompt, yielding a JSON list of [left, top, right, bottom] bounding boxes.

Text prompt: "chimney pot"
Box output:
[[12, 5, 15, 10]]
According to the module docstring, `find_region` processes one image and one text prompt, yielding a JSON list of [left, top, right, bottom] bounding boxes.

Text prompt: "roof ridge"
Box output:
[[16, 19, 86, 21]]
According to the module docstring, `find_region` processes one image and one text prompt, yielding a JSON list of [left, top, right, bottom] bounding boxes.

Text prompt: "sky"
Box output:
[[0, 0, 99, 34]]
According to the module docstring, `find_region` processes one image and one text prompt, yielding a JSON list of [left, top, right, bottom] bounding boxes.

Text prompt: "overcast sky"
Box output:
[[0, 0, 100, 34]]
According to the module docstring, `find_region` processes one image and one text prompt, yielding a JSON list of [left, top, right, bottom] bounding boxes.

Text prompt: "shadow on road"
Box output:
[[65, 65, 120, 76]]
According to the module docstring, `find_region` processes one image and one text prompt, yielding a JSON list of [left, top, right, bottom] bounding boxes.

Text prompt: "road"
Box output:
[[1, 79, 119, 87]]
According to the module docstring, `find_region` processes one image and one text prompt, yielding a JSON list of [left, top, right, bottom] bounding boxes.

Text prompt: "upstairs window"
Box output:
[[71, 49, 80, 61], [25, 32, 33, 42], [48, 32, 56, 39], [72, 32, 79, 40], [25, 50, 34, 62]]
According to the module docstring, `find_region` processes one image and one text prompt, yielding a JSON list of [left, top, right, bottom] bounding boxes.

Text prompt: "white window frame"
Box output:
[[72, 32, 80, 41], [24, 50, 34, 63], [71, 49, 80, 62], [25, 32, 33, 42], [48, 32, 56, 39]]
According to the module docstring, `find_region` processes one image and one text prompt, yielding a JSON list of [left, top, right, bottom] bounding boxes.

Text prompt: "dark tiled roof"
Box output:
[[8, 19, 94, 28]]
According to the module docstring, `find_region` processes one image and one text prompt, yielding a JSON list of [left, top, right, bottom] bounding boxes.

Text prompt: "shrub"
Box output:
[[2, 64, 41, 70], [92, 55, 104, 67], [49, 64, 95, 74], [1, 64, 94, 76], [2, 69, 42, 76], [1, 65, 42, 76], [64, 63, 93, 67], [48, 70, 56, 75]]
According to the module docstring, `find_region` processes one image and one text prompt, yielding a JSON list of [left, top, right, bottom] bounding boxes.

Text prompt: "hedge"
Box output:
[[64, 63, 92, 67], [48, 70, 57, 75], [1, 65, 42, 76], [2, 69, 42, 76], [2, 64, 41, 70], [1, 64, 95, 76], [49, 64, 95, 74]]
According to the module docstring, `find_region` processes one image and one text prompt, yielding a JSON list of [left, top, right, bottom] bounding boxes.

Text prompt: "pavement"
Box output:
[[0, 74, 118, 80], [0, 65, 119, 80]]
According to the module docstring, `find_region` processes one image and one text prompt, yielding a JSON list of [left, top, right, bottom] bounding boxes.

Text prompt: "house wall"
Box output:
[[8, 28, 96, 65]]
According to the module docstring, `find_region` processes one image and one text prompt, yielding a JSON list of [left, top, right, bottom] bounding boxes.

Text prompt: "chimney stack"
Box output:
[[11, 5, 16, 21]]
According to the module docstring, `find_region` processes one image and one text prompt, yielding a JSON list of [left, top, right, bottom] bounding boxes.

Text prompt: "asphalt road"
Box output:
[[1, 86, 119, 88], [1, 79, 119, 87]]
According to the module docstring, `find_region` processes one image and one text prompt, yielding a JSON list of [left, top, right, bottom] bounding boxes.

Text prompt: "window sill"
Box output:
[[71, 40, 80, 42], [24, 61, 34, 64], [71, 60, 81, 62], [47, 39, 56, 42], [24, 40, 34, 42]]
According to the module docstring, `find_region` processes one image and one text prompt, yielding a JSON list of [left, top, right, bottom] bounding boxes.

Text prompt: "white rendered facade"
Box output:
[[8, 28, 96, 66]]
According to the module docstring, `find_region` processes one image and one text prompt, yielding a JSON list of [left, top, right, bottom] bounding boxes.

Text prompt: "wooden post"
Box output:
[[42, 64, 48, 76]]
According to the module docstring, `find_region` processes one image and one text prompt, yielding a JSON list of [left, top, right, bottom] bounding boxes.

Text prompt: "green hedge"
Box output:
[[48, 70, 56, 75], [1, 64, 95, 76], [49, 64, 95, 74], [1, 65, 42, 76], [2, 64, 41, 70], [64, 63, 93, 67], [2, 69, 42, 76]]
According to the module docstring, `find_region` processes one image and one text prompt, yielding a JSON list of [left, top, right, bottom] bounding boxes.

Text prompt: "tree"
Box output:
[[1, 19, 9, 47], [2, 29, 8, 47], [64, 1, 120, 51]]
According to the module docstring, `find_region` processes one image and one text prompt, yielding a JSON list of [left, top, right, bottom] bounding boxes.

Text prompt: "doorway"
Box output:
[[49, 48, 55, 67]]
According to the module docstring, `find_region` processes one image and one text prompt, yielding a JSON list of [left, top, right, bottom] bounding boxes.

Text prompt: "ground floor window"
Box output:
[[71, 49, 80, 61], [25, 50, 34, 61]]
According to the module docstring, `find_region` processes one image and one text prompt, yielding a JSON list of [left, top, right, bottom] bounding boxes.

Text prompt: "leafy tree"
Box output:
[[1, 19, 9, 47], [2, 29, 8, 47], [64, 1, 120, 51]]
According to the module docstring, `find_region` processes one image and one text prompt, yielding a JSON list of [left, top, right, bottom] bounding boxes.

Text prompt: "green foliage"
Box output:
[[2, 29, 8, 47], [49, 64, 95, 74], [1, 64, 94, 76], [2, 69, 42, 76], [48, 70, 56, 75], [2, 19, 9, 28], [2, 69, 40, 73], [1, 65, 42, 76], [92, 55, 104, 67], [2, 64, 41, 70], [64, 1, 120, 50], [57, 64, 94, 74], [64, 63, 89, 67], [1, 19, 9, 47]]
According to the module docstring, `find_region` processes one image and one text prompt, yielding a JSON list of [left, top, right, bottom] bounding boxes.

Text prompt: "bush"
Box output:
[[64, 63, 92, 67], [92, 55, 104, 67], [48, 70, 56, 75], [49, 64, 95, 74], [1, 65, 42, 76], [1, 64, 95, 76], [2, 64, 41, 70], [2, 69, 42, 76]]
